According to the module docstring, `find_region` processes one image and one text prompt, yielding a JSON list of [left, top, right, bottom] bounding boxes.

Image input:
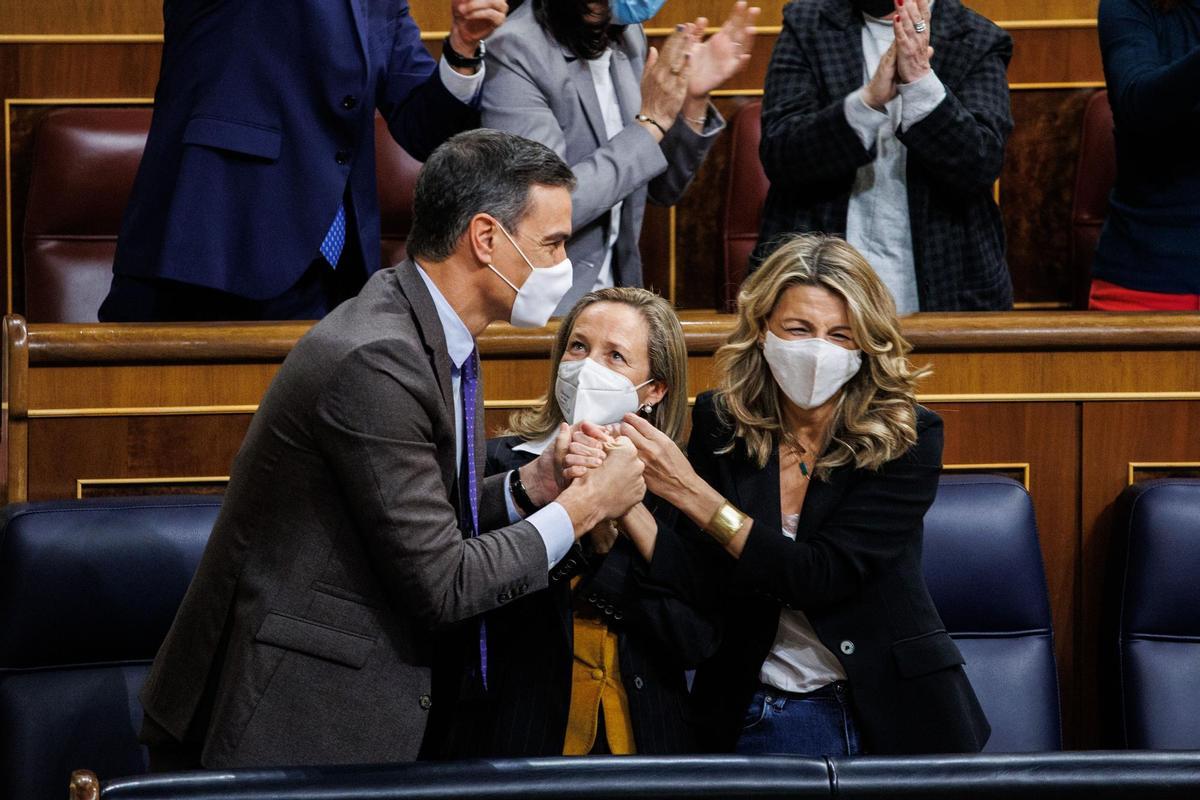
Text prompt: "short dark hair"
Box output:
[[406, 129, 576, 263]]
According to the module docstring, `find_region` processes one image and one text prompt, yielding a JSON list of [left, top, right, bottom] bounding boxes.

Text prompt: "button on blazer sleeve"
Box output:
[[312, 342, 549, 628]]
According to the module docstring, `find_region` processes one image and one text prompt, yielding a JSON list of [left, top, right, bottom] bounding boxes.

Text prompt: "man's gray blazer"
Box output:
[[482, 2, 723, 312], [139, 261, 551, 767]]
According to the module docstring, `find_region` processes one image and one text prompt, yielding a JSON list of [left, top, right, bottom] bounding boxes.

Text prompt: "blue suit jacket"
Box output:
[[113, 0, 476, 299]]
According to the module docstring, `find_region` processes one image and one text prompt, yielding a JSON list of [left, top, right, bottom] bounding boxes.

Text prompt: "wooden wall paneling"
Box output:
[[1079, 401, 1200, 747], [965, 0, 1097, 19], [1001, 89, 1095, 307], [0, 1, 162, 36], [930, 400, 1082, 747], [27, 415, 249, 501], [1006, 27, 1103, 86]]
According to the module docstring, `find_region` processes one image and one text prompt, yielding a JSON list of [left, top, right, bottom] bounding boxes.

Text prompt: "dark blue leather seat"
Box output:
[[922, 475, 1062, 752], [72, 752, 1200, 800], [0, 496, 221, 800], [1110, 479, 1200, 749]]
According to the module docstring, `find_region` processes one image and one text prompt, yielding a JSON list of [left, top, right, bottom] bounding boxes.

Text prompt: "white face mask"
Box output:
[[762, 330, 862, 410], [555, 357, 652, 425], [488, 223, 573, 328]]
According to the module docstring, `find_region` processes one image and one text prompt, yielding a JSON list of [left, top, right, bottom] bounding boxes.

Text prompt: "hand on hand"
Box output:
[[862, 41, 898, 111], [449, 0, 507, 60], [893, 0, 933, 84], [687, 2, 760, 100], [619, 413, 698, 503], [574, 436, 646, 521]]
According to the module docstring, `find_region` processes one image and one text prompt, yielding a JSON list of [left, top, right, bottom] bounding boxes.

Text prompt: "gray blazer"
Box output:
[[139, 260, 550, 768], [482, 3, 724, 312]]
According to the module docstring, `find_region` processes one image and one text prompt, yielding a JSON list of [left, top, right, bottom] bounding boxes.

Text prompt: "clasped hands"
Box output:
[[863, 0, 935, 112]]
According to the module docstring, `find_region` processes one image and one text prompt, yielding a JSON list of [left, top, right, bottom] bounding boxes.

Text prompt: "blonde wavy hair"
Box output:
[[715, 234, 931, 475], [506, 287, 689, 446]]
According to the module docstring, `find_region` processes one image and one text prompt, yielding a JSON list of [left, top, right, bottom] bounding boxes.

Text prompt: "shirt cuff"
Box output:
[[844, 88, 890, 151], [438, 55, 485, 105], [527, 501, 575, 569], [503, 470, 522, 524], [898, 70, 946, 132]]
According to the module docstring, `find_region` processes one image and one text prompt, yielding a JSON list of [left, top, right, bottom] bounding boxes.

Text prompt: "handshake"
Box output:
[[520, 421, 648, 540]]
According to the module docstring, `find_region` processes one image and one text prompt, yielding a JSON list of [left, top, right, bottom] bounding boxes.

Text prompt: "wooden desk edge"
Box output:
[[5, 311, 1200, 364]]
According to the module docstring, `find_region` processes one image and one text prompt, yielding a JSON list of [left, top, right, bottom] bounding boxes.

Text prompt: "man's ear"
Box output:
[[467, 213, 498, 265]]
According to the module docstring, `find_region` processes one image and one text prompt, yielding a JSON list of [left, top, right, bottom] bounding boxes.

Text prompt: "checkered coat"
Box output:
[[752, 0, 1014, 311]]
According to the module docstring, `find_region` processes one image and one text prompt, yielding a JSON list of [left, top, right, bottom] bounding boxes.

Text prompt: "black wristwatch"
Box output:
[[442, 36, 485, 70], [508, 469, 540, 517]]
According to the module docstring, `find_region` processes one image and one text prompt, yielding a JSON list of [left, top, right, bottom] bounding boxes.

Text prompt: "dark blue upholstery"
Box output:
[[1111, 479, 1200, 750], [0, 496, 221, 800], [922, 475, 1062, 752], [83, 752, 1200, 799]]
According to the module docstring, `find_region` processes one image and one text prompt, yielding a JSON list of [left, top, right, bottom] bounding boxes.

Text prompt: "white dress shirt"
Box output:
[[438, 54, 486, 104], [759, 513, 848, 693], [414, 263, 574, 568], [842, 8, 946, 315], [586, 47, 626, 291]]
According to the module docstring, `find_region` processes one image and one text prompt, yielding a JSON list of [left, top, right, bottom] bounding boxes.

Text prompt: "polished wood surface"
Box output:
[[4, 310, 1199, 749]]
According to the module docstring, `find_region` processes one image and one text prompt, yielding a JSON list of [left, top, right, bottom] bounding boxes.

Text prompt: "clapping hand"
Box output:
[[893, 0, 934, 84], [687, 2, 760, 100]]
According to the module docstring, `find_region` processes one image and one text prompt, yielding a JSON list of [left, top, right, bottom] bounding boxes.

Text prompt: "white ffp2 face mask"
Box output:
[[762, 331, 862, 410], [555, 357, 652, 425], [488, 224, 573, 328]]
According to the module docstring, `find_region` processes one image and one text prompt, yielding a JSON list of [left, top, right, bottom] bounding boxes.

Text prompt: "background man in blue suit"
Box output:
[[100, 0, 509, 322]]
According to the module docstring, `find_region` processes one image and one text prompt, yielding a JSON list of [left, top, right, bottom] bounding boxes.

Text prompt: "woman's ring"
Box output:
[[914, 20, 928, 33]]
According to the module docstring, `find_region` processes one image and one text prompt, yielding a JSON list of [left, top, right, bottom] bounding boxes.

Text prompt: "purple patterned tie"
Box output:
[[461, 349, 488, 688]]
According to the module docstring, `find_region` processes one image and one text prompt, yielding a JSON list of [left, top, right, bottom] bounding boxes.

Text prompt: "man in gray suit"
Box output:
[[139, 129, 647, 769]]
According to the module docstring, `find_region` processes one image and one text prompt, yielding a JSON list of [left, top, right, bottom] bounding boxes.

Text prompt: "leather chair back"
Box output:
[[922, 475, 1061, 752], [0, 497, 221, 800], [721, 100, 768, 312], [1109, 479, 1200, 749], [1069, 89, 1116, 308], [22, 108, 151, 323], [21, 109, 422, 322], [77, 752, 1200, 799], [374, 114, 423, 270]]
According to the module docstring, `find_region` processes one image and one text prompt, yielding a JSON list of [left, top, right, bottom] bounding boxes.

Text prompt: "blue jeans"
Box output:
[[734, 682, 862, 756]]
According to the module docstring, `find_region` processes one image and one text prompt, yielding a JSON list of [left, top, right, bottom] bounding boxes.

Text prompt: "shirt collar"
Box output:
[[413, 261, 475, 370]]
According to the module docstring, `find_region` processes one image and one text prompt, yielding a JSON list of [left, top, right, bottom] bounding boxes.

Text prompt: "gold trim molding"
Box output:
[[29, 404, 259, 419], [1127, 462, 1200, 486], [76, 475, 229, 499], [942, 463, 1031, 491]]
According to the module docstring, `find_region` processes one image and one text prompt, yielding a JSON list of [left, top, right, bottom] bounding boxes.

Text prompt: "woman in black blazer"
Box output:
[[607, 235, 990, 756], [465, 286, 712, 757]]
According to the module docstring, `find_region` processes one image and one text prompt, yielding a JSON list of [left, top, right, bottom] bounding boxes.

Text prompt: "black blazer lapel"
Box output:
[[794, 462, 853, 542], [733, 446, 784, 539]]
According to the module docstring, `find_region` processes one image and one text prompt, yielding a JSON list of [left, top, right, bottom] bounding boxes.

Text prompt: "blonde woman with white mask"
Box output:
[[436, 287, 712, 760], [577, 235, 990, 757]]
